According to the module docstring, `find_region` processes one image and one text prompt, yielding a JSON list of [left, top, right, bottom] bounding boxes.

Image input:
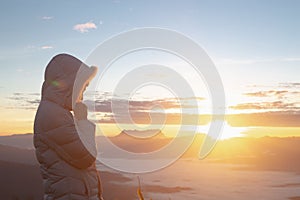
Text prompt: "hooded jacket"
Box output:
[[33, 54, 102, 200]]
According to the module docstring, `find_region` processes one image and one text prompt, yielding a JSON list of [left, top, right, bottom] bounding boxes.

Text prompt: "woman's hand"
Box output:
[[74, 102, 88, 120]]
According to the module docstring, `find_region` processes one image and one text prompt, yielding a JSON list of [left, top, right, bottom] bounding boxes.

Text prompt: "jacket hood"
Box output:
[[41, 53, 97, 110]]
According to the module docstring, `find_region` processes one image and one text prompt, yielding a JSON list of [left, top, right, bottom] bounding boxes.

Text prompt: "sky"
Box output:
[[0, 0, 299, 136]]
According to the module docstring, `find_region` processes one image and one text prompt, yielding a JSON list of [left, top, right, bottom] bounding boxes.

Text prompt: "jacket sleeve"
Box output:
[[36, 112, 97, 169], [75, 119, 97, 158]]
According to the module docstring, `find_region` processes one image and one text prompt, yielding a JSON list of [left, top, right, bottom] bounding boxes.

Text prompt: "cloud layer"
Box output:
[[232, 83, 300, 112], [5, 82, 300, 127]]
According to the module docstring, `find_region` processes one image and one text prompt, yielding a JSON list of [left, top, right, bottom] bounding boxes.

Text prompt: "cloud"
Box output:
[[73, 22, 97, 33], [41, 16, 53, 20], [279, 82, 300, 88], [281, 57, 300, 62], [244, 90, 288, 98], [85, 96, 203, 113], [25, 45, 53, 51], [245, 83, 300, 101], [41, 45, 53, 50], [234, 84, 300, 113], [6, 93, 40, 110], [94, 111, 207, 125], [85, 98, 182, 113], [227, 111, 300, 127], [230, 101, 299, 111], [216, 57, 300, 65], [83, 95, 204, 124], [94, 100, 300, 127]]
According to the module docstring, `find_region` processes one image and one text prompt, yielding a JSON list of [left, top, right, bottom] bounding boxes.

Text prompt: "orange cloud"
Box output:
[[230, 101, 298, 110], [244, 90, 288, 97], [82, 96, 206, 125], [227, 111, 300, 127], [279, 82, 300, 88]]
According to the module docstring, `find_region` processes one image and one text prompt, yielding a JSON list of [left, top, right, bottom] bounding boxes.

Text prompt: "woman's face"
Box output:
[[78, 82, 89, 102]]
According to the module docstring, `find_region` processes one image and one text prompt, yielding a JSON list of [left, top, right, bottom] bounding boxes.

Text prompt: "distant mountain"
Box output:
[[97, 129, 172, 155], [114, 129, 167, 139], [0, 144, 37, 165], [2, 133, 300, 173], [0, 133, 34, 149]]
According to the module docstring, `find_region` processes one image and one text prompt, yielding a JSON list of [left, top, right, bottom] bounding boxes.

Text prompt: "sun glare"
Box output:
[[197, 121, 246, 140], [219, 121, 246, 140]]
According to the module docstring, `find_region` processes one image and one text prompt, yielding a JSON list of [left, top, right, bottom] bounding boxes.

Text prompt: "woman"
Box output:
[[33, 53, 104, 200]]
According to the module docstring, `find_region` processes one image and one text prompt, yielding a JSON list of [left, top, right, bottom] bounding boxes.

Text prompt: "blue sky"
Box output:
[[0, 0, 299, 94], [0, 0, 299, 134]]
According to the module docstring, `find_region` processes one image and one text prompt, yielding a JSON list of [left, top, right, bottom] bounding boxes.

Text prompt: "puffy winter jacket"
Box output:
[[34, 54, 102, 200]]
